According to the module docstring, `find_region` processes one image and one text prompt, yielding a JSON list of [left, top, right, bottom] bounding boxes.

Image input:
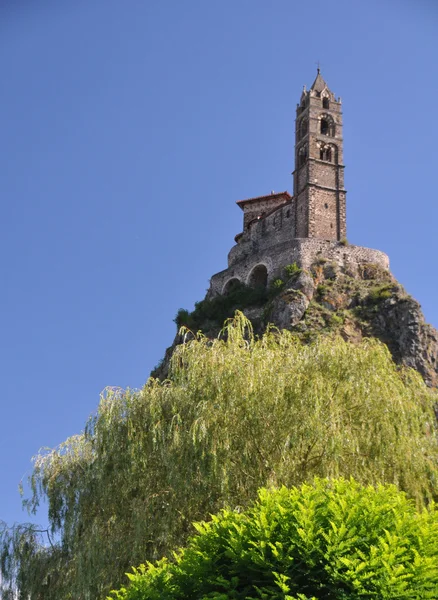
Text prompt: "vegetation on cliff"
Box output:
[[1, 314, 438, 599], [109, 479, 438, 600], [169, 260, 438, 387]]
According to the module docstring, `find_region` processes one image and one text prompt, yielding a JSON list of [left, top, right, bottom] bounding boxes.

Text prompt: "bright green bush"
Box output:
[[284, 262, 302, 278], [109, 478, 438, 600], [270, 278, 285, 291]]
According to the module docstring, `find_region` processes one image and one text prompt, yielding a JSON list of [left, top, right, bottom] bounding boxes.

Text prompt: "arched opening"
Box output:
[[248, 264, 268, 289], [223, 278, 241, 296], [299, 118, 308, 140], [322, 97, 330, 109], [298, 145, 307, 168], [320, 115, 335, 137], [319, 145, 332, 162]]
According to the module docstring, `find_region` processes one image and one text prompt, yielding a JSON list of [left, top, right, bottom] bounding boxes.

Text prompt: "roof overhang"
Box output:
[[236, 191, 291, 210]]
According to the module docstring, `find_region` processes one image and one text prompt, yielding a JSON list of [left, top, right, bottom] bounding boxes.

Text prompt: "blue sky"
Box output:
[[1, 0, 437, 528]]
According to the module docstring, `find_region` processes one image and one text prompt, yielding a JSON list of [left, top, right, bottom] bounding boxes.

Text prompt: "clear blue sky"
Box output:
[[1, 0, 437, 528]]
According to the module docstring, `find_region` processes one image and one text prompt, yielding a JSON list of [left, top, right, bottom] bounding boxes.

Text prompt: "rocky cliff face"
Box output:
[[153, 260, 438, 388], [265, 262, 438, 387]]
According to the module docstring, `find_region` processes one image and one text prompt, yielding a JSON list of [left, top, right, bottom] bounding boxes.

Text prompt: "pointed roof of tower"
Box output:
[[310, 68, 328, 93]]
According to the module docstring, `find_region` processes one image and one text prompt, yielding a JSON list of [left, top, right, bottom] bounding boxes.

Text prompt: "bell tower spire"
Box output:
[[293, 70, 346, 240]]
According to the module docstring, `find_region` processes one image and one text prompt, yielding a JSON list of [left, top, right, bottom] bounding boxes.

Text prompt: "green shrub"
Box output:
[[367, 285, 393, 305], [329, 313, 344, 326], [317, 284, 328, 296], [284, 262, 302, 278], [174, 284, 268, 331], [174, 308, 193, 329], [270, 278, 284, 291], [339, 238, 349, 246], [109, 478, 438, 599]]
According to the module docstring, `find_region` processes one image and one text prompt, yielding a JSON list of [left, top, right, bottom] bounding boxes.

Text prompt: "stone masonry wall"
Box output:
[[242, 197, 288, 229], [208, 237, 389, 297]]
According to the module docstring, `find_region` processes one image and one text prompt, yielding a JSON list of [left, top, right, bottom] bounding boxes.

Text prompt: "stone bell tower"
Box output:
[[293, 70, 346, 240]]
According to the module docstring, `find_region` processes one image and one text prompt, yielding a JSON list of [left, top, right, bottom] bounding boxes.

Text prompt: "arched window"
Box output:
[[322, 97, 330, 109], [320, 115, 335, 137], [299, 118, 308, 140], [298, 145, 308, 168], [248, 264, 268, 288], [319, 144, 332, 162], [222, 278, 241, 296]]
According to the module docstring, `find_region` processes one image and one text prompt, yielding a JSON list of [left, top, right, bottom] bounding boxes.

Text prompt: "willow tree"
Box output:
[[1, 313, 438, 599]]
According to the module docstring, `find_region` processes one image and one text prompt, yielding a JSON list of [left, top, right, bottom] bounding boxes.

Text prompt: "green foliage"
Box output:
[[367, 285, 393, 304], [316, 284, 328, 296], [2, 313, 438, 598], [339, 238, 349, 246], [284, 263, 302, 278], [328, 312, 344, 326], [175, 264, 302, 333], [109, 478, 438, 600], [174, 283, 268, 331], [270, 278, 285, 292]]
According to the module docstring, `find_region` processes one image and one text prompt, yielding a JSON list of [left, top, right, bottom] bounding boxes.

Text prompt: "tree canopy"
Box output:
[[1, 313, 438, 599], [109, 478, 438, 600]]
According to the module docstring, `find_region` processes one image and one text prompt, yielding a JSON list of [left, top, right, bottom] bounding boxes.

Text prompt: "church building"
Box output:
[[208, 71, 388, 297]]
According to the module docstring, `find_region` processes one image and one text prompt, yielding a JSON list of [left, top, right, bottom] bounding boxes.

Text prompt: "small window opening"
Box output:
[[320, 116, 335, 137], [322, 97, 330, 109], [298, 146, 307, 167], [299, 118, 307, 140], [324, 203, 328, 209], [320, 146, 332, 162]]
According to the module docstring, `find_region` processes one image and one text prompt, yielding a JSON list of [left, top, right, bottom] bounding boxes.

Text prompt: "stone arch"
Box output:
[[222, 278, 241, 296], [247, 264, 268, 288], [318, 142, 338, 163], [297, 144, 308, 168], [319, 113, 335, 137], [298, 117, 308, 140]]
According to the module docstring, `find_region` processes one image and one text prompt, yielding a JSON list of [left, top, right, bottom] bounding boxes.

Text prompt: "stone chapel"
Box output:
[[208, 71, 388, 298]]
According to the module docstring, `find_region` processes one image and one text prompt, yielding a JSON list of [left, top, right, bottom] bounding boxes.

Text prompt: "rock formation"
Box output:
[[153, 257, 438, 388]]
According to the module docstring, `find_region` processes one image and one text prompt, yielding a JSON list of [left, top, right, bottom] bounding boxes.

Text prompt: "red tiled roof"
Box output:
[[236, 190, 291, 209]]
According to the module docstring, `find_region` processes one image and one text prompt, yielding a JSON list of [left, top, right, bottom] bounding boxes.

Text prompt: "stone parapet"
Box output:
[[208, 239, 389, 298]]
